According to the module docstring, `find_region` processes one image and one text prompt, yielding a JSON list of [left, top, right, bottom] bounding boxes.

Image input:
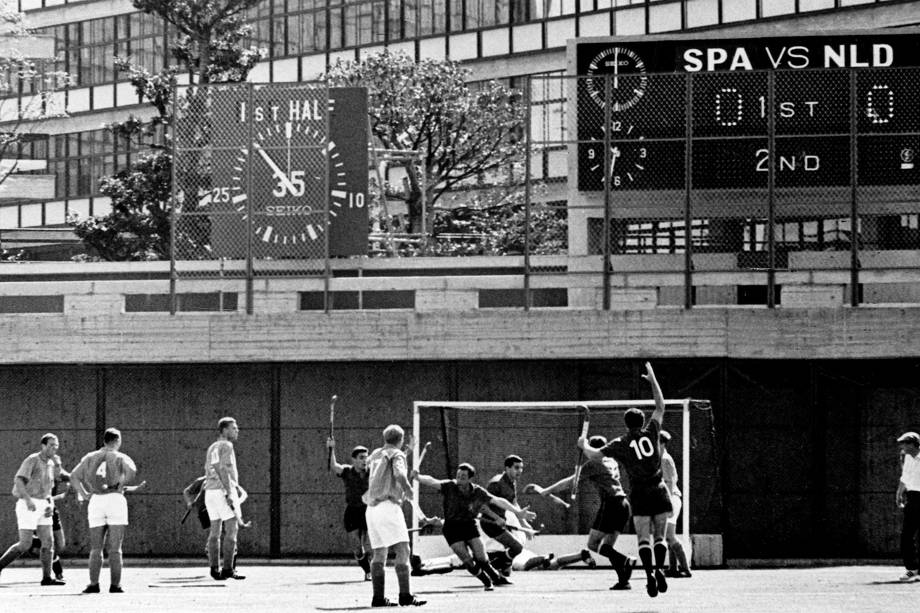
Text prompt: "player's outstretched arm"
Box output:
[[326, 437, 346, 475], [411, 471, 441, 490], [489, 495, 537, 522], [643, 361, 666, 425]]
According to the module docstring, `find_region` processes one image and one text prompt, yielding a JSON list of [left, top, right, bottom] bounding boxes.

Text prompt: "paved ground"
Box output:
[[0, 563, 915, 612]]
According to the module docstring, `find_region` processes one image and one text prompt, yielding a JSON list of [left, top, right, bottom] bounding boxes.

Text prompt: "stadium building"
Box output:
[[1, 0, 919, 564]]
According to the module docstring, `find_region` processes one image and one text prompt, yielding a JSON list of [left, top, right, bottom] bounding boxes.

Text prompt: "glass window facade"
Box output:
[[25, 1, 896, 90]]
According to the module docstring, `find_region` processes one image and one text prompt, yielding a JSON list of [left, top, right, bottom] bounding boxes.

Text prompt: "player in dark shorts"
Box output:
[[327, 437, 371, 580], [413, 463, 535, 590], [579, 362, 672, 598], [479, 455, 540, 575], [525, 435, 635, 589]]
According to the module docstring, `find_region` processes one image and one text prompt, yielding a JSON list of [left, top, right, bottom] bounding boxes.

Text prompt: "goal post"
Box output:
[[411, 399, 698, 563]]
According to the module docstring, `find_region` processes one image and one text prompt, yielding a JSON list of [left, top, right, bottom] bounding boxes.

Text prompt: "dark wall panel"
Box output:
[[1, 358, 918, 559]]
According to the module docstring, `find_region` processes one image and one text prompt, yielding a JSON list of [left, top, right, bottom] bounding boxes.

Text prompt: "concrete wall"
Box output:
[[0, 358, 915, 561]]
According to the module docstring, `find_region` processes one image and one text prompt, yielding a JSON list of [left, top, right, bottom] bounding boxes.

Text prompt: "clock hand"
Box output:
[[252, 142, 299, 195], [609, 146, 621, 177]]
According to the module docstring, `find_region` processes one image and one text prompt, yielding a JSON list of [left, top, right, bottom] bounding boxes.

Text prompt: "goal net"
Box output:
[[411, 399, 705, 562]]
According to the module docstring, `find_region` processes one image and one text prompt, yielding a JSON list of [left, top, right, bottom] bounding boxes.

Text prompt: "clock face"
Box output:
[[586, 46, 648, 112], [582, 123, 647, 189], [204, 86, 369, 258], [226, 119, 355, 246]]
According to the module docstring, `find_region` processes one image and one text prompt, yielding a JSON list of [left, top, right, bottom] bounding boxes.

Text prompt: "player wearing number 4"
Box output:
[[412, 463, 536, 591], [578, 362, 672, 598]]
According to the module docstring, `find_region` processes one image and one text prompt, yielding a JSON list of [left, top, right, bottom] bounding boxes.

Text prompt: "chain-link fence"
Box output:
[[522, 68, 920, 308], [171, 82, 368, 312], [169, 71, 920, 312]]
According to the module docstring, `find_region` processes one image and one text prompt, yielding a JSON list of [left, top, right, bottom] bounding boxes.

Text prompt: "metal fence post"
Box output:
[[849, 69, 860, 307], [766, 71, 776, 309], [245, 83, 254, 315], [523, 76, 533, 311], [602, 75, 612, 311], [683, 73, 693, 310], [169, 81, 178, 316]]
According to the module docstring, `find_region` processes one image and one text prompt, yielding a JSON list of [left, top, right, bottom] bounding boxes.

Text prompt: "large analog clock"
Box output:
[[224, 119, 360, 246], [581, 123, 647, 189], [586, 46, 648, 112], [206, 86, 369, 258]]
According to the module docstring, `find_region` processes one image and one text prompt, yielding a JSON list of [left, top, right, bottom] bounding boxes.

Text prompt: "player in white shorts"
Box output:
[[204, 417, 247, 581], [0, 433, 64, 586], [364, 424, 425, 607], [660, 431, 691, 578], [70, 427, 138, 594]]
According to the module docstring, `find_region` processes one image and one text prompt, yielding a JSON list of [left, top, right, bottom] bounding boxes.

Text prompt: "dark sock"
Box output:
[[599, 543, 626, 568], [371, 562, 385, 600], [52, 556, 63, 577], [466, 561, 491, 587], [479, 560, 501, 583], [357, 554, 371, 574], [638, 547, 654, 576], [654, 543, 668, 569], [395, 563, 410, 595]]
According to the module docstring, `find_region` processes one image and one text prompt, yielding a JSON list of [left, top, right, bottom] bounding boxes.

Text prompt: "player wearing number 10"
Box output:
[[578, 362, 671, 599]]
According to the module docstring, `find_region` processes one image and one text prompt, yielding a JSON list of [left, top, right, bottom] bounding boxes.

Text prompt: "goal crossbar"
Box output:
[[411, 398, 694, 556]]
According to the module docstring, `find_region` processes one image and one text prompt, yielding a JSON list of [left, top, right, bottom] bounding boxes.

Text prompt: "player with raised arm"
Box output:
[[526, 433, 635, 589], [578, 362, 672, 598], [69, 428, 138, 593], [326, 437, 372, 580], [412, 462, 535, 591]]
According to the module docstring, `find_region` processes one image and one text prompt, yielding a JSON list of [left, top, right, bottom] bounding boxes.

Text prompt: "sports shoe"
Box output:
[[609, 581, 631, 590], [677, 568, 692, 578], [900, 570, 920, 582], [581, 549, 596, 568], [398, 593, 427, 606], [654, 568, 668, 594], [40, 577, 66, 586], [664, 568, 680, 578], [646, 577, 658, 597], [82, 583, 100, 593], [109, 585, 124, 593], [371, 597, 398, 607], [492, 575, 513, 586], [220, 569, 246, 580], [210, 568, 225, 581]]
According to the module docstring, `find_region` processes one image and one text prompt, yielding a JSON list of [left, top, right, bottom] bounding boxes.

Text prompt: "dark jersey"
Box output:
[[439, 480, 492, 522], [486, 472, 516, 515], [339, 466, 369, 508], [603, 418, 664, 488], [579, 456, 626, 498]]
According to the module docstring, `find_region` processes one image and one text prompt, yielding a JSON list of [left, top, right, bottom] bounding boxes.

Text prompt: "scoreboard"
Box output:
[[573, 32, 920, 193]]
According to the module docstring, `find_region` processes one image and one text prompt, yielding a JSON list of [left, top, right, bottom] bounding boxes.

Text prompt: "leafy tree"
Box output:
[[69, 0, 265, 260], [323, 51, 528, 240], [0, 1, 70, 188]]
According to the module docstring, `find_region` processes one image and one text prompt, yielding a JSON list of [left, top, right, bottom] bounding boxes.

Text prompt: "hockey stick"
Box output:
[[228, 485, 252, 529], [570, 405, 590, 502], [478, 518, 543, 537], [327, 394, 338, 472]]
